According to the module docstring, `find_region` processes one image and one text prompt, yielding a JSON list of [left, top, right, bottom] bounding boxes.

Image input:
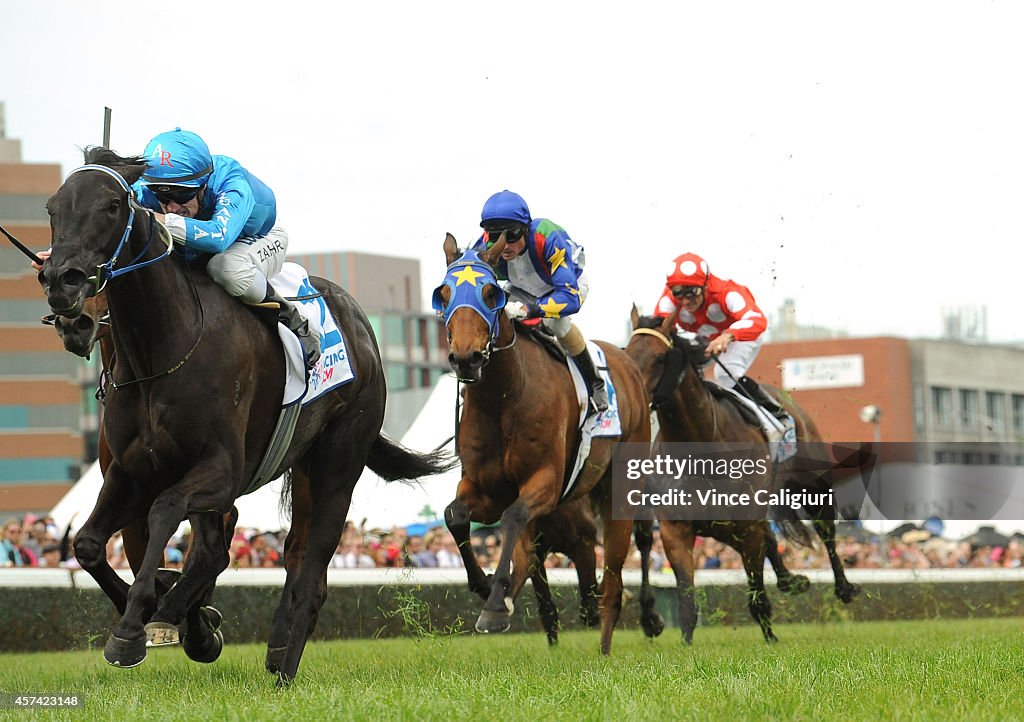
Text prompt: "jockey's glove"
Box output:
[[505, 301, 543, 320]]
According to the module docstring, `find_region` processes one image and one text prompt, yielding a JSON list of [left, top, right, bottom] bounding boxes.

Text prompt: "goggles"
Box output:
[[150, 185, 202, 206], [670, 285, 703, 300]]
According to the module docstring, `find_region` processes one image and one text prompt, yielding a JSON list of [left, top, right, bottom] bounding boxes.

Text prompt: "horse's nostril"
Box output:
[[74, 317, 93, 334], [470, 352, 484, 367]]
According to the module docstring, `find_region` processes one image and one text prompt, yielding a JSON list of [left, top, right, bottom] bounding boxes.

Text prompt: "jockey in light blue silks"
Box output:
[[471, 190, 608, 413], [132, 128, 321, 369]]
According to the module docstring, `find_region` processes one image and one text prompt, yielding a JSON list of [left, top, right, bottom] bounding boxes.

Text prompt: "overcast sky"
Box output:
[[4, 1, 1022, 345]]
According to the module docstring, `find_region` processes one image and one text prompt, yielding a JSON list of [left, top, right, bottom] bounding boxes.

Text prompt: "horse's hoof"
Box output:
[[546, 633, 559, 647], [475, 608, 511, 634], [837, 582, 862, 604], [103, 633, 147, 668], [183, 628, 224, 664], [641, 611, 666, 639], [199, 605, 223, 631], [778, 574, 811, 595], [183, 605, 225, 664], [265, 646, 287, 676], [144, 621, 180, 647], [155, 567, 182, 594], [765, 632, 779, 644]]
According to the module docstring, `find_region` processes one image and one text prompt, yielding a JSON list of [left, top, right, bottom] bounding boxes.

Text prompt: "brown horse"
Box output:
[[436, 234, 653, 654], [625, 309, 861, 643]]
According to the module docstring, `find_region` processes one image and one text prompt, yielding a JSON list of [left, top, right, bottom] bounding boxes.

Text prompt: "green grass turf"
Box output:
[[2, 618, 1023, 721]]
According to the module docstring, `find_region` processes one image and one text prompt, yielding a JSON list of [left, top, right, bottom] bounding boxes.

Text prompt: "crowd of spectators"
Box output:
[[3, 513, 1022, 573]]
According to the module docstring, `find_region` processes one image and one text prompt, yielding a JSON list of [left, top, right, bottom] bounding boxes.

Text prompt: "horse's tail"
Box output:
[[771, 504, 814, 548], [366, 433, 459, 482]]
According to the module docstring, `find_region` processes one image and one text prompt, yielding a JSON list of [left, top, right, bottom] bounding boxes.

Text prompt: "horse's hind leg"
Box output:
[[813, 517, 861, 603], [596, 512, 633, 656], [659, 520, 697, 645], [277, 442, 366, 685], [267, 468, 311, 676], [738, 526, 776, 643], [765, 525, 810, 595], [530, 541, 560, 646], [569, 534, 600, 629], [634, 519, 665, 638]]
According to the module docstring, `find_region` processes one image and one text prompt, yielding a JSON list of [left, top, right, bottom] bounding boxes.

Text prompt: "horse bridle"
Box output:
[[65, 164, 174, 293], [630, 326, 720, 438], [62, 164, 203, 390]]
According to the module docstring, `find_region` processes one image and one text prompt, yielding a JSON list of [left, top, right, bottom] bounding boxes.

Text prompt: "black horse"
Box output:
[[39, 148, 453, 683]]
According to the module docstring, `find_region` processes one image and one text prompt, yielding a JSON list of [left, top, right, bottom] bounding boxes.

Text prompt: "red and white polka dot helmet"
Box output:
[[666, 252, 710, 289]]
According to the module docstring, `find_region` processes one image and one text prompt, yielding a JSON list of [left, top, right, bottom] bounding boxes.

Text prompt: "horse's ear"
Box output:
[[480, 231, 506, 267], [658, 312, 676, 337], [630, 304, 640, 330], [443, 233, 460, 265]]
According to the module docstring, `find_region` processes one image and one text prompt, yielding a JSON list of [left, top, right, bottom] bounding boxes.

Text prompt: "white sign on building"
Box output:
[[781, 354, 865, 390]]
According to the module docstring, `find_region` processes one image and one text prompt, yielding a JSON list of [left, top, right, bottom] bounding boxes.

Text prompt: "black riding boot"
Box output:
[[572, 349, 609, 414], [264, 285, 322, 370], [738, 376, 787, 420]]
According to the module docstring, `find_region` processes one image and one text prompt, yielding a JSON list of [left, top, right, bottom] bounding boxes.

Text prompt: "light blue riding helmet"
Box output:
[[480, 190, 531, 227], [141, 128, 214, 188]]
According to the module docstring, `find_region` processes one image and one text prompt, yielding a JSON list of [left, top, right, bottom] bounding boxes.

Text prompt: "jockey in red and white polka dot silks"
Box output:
[[653, 252, 768, 388]]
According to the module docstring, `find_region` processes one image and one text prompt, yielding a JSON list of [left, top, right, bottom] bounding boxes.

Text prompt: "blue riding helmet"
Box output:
[[141, 128, 214, 188], [480, 190, 531, 227]]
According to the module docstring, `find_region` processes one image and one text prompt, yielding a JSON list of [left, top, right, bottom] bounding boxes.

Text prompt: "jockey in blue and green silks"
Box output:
[[471, 190, 608, 414]]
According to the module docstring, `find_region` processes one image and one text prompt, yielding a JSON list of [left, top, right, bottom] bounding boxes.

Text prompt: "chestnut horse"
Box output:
[[435, 234, 654, 654], [39, 148, 453, 683], [626, 310, 861, 643]]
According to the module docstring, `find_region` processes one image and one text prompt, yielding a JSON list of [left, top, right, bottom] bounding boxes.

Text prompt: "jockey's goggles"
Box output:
[[483, 224, 525, 244], [671, 285, 704, 300], [150, 185, 202, 206]]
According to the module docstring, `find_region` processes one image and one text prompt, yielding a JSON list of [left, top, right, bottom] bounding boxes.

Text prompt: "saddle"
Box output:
[[703, 380, 762, 427], [517, 320, 567, 363]]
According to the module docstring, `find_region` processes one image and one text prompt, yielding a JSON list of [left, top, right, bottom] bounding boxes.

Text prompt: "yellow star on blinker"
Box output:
[[452, 265, 486, 286], [539, 297, 567, 318]]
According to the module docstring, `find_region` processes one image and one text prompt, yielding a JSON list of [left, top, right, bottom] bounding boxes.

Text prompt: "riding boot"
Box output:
[[572, 349, 609, 414], [738, 376, 788, 420], [263, 285, 322, 370]]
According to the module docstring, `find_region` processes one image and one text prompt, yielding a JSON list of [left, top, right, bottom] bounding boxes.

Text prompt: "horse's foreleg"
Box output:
[[633, 519, 665, 638], [444, 493, 493, 601], [74, 464, 153, 616], [105, 462, 232, 669], [477, 476, 557, 635]]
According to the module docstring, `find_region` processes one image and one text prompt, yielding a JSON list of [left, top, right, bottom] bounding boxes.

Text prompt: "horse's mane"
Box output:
[[635, 315, 706, 368], [82, 146, 147, 184]]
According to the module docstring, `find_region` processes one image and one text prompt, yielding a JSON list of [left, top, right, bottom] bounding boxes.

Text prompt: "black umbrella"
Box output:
[[960, 525, 1012, 548], [836, 520, 875, 542], [886, 522, 920, 539]]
